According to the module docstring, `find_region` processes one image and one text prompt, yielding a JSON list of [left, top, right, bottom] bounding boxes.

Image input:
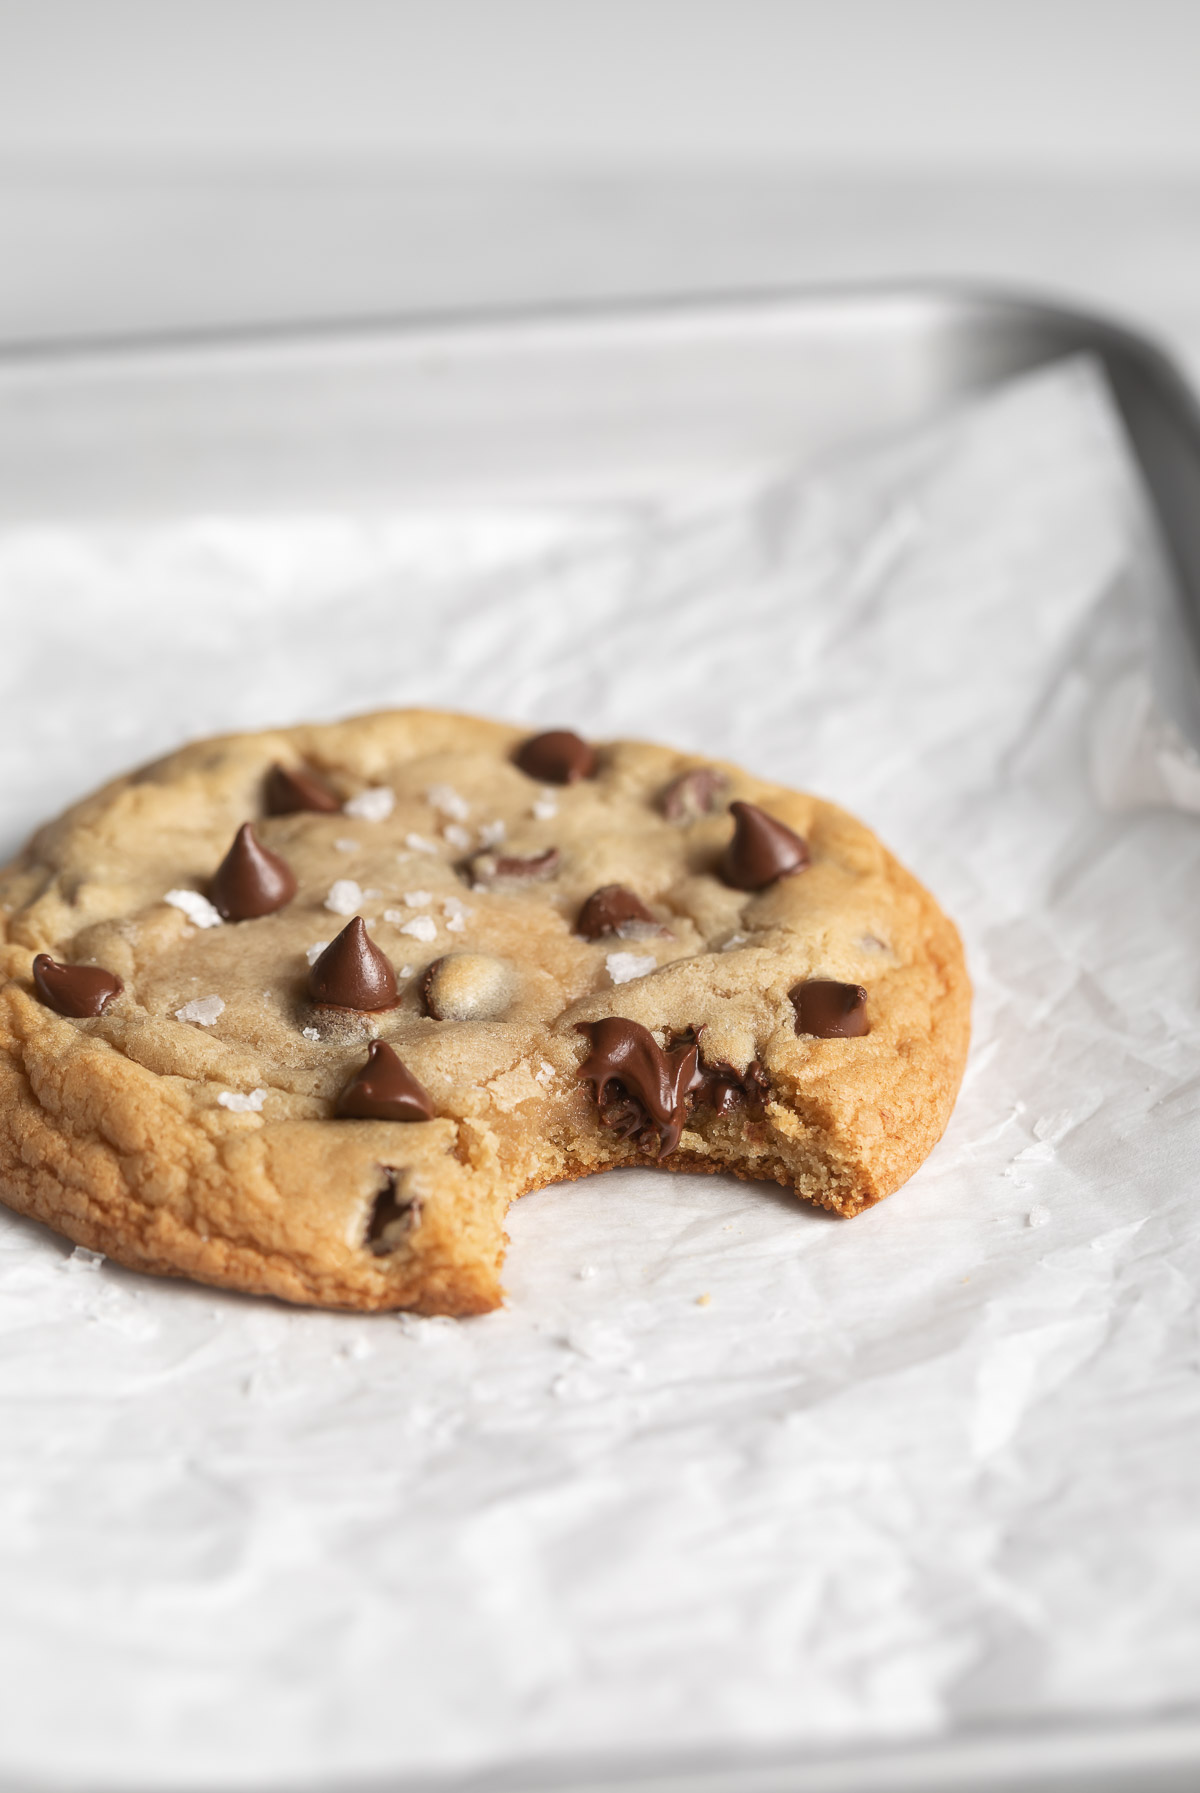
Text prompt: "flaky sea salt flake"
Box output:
[[478, 819, 506, 848], [176, 995, 225, 1026], [399, 915, 438, 944], [301, 1026, 320, 1040], [164, 888, 223, 929], [532, 792, 558, 821], [443, 823, 472, 851], [403, 890, 432, 907], [334, 838, 360, 853], [426, 783, 469, 822], [324, 880, 363, 916], [606, 951, 656, 986], [404, 833, 439, 856], [305, 941, 331, 965], [343, 786, 395, 822]]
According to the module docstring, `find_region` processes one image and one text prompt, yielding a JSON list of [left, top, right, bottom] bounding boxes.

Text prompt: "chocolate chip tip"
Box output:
[[264, 762, 341, 816], [308, 917, 399, 1012], [721, 800, 810, 891], [211, 821, 297, 922]]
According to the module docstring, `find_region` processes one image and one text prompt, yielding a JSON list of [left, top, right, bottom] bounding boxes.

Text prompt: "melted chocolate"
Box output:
[[791, 980, 869, 1039], [576, 885, 659, 940], [721, 801, 810, 890], [308, 918, 399, 1011], [210, 823, 297, 921], [364, 1168, 421, 1254], [576, 1017, 699, 1157], [692, 1056, 769, 1116], [661, 766, 728, 823], [336, 1041, 435, 1121], [264, 763, 340, 815], [31, 954, 123, 1018], [471, 847, 560, 885], [514, 730, 597, 785]]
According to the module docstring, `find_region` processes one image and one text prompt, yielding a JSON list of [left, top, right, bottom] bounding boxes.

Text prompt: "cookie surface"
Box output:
[[0, 709, 970, 1314]]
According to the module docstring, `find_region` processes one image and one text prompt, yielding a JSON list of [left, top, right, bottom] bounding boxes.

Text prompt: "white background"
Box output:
[[1, 0, 1199, 168], [2, 0, 1200, 360]]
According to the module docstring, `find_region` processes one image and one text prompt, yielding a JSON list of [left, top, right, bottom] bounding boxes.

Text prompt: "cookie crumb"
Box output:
[[218, 1088, 268, 1113], [696, 1292, 712, 1307], [606, 951, 656, 986], [344, 786, 395, 822], [176, 995, 225, 1026], [66, 1245, 105, 1272], [164, 888, 223, 929], [324, 880, 363, 916]]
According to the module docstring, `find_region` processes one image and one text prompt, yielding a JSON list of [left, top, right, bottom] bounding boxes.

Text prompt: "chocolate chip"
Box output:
[[364, 1168, 421, 1255], [264, 762, 340, 815], [210, 823, 297, 922], [514, 730, 597, 785], [661, 766, 728, 823], [31, 954, 123, 1018], [721, 801, 809, 890], [470, 847, 560, 887], [791, 980, 869, 1039], [423, 953, 515, 1022], [576, 885, 663, 940], [576, 1017, 698, 1157], [308, 918, 398, 1011], [692, 1056, 769, 1116], [336, 1041, 435, 1122]]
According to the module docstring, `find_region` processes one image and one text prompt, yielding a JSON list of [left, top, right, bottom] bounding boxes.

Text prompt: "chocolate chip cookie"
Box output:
[[0, 709, 970, 1313]]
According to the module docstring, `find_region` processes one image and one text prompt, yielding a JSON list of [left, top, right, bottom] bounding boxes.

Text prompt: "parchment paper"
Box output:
[[0, 359, 1198, 1791]]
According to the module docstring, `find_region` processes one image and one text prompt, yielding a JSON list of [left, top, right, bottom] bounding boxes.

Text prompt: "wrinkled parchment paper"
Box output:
[[1, 360, 1198, 1791]]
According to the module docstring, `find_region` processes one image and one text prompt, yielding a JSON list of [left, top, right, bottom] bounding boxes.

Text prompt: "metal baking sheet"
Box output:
[[3, 282, 1199, 743], [1, 285, 1198, 1793]]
